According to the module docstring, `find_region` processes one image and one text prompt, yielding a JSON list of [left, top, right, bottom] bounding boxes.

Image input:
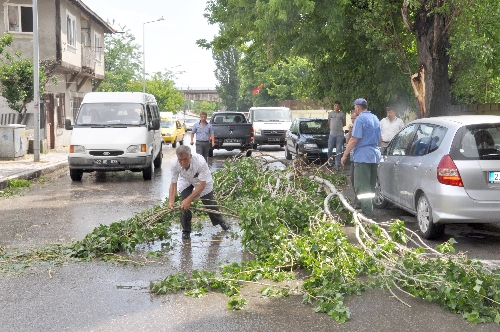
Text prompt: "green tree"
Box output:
[[213, 45, 241, 110], [97, 23, 142, 92], [202, 0, 500, 117], [127, 70, 185, 112], [0, 33, 52, 122]]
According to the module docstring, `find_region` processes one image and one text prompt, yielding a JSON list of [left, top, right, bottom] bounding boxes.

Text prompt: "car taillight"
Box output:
[[437, 155, 463, 187]]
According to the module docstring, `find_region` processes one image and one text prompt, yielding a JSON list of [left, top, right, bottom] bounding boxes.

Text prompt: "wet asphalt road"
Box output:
[[1, 139, 499, 331]]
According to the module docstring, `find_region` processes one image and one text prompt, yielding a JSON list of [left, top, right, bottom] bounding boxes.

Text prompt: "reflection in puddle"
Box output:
[[133, 222, 253, 273]]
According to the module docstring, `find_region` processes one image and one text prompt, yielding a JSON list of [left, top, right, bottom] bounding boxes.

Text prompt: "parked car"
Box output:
[[183, 118, 199, 131], [285, 118, 330, 162], [161, 119, 185, 147], [374, 115, 500, 239]]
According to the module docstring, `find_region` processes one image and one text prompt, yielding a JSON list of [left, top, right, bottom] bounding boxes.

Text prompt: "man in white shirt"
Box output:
[[168, 145, 230, 240], [380, 107, 405, 148]]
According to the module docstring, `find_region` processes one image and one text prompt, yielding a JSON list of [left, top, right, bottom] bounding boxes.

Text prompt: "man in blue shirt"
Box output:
[[190, 112, 214, 161], [340, 98, 381, 219]]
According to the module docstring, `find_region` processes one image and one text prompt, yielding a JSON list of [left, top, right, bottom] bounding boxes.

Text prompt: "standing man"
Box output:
[[380, 107, 404, 148], [168, 145, 230, 240], [340, 98, 381, 219], [191, 112, 214, 161], [327, 101, 346, 169], [345, 111, 360, 208]]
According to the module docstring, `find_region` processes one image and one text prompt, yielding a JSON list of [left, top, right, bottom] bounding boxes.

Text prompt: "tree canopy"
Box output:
[[201, 0, 500, 117], [0, 33, 53, 122]]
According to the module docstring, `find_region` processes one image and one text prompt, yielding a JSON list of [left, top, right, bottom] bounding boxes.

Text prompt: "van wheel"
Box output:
[[417, 193, 445, 239], [153, 150, 162, 168], [172, 140, 177, 148], [70, 169, 83, 181], [143, 161, 154, 180]]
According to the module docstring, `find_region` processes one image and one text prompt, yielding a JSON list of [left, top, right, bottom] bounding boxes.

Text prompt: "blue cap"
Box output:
[[353, 98, 368, 107]]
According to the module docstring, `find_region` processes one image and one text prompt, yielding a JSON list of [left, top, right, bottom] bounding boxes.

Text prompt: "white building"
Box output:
[[0, 0, 114, 150]]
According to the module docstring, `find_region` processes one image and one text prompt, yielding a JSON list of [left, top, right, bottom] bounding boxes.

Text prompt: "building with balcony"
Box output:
[[0, 0, 115, 149]]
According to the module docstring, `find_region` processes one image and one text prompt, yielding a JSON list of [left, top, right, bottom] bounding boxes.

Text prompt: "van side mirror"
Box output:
[[150, 119, 160, 130], [65, 119, 73, 130]]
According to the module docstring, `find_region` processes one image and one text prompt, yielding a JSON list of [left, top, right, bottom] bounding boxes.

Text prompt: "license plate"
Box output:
[[268, 138, 280, 142], [94, 159, 118, 165], [225, 139, 240, 143], [489, 171, 500, 183]]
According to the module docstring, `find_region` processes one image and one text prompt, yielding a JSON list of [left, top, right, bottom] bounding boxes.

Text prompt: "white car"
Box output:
[[183, 118, 199, 131]]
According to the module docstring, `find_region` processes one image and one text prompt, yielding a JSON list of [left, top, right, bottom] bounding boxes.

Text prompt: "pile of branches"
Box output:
[[150, 156, 500, 324]]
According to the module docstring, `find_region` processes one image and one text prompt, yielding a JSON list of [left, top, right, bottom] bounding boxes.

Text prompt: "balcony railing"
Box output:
[[81, 46, 96, 74]]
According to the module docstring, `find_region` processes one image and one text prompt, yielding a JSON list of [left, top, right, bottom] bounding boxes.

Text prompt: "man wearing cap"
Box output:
[[340, 98, 381, 219], [327, 101, 346, 169], [380, 107, 404, 148]]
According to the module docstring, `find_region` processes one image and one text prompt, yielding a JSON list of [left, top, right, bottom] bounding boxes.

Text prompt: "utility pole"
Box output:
[[32, 0, 40, 161]]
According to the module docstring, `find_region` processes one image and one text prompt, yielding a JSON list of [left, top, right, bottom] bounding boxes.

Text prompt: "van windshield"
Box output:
[[76, 103, 145, 125], [253, 109, 290, 122]]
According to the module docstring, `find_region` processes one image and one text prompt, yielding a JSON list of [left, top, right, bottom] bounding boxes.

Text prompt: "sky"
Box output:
[[82, 0, 219, 89]]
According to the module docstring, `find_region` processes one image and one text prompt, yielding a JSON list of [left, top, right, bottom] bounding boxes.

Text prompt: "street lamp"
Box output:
[[142, 16, 164, 93]]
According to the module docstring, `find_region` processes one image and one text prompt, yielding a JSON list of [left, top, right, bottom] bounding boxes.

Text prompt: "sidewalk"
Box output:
[[0, 150, 68, 190]]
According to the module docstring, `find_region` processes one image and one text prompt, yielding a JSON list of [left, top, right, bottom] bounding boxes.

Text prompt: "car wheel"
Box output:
[[179, 136, 184, 145], [296, 147, 309, 164], [417, 193, 445, 239], [70, 169, 83, 181], [143, 160, 154, 180], [285, 146, 292, 160], [208, 148, 214, 158], [153, 149, 162, 168], [373, 177, 389, 209], [172, 140, 177, 148]]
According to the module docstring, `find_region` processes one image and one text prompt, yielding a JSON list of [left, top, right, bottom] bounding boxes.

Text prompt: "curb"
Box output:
[[0, 160, 68, 190]]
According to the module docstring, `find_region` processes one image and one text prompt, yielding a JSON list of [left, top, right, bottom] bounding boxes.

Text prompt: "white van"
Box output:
[[248, 107, 292, 148], [65, 92, 162, 181]]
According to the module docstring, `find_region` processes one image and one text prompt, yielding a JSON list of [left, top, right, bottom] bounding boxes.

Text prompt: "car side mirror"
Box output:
[[150, 119, 160, 130], [65, 118, 73, 130]]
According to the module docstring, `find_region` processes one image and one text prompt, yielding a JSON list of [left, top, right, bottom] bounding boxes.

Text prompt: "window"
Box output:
[[388, 125, 416, 156], [94, 32, 101, 60], [66, 12, 76, 49], [7, 5, 33, 33]]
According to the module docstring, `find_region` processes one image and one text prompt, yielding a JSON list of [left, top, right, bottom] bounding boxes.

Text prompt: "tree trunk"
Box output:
[[411, 2, 451, 118]]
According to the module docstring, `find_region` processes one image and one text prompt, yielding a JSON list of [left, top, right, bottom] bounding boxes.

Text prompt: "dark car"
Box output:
[[285, 118, 331, 162]]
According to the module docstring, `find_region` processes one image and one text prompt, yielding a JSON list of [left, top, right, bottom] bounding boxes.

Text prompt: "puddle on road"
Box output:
[[132, 220, 253, 275]]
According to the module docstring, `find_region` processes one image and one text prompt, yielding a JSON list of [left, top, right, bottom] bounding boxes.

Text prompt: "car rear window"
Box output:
[[451, 124, 500, 160], [299, 120, 329, 134], [212, 114, 247, 124]]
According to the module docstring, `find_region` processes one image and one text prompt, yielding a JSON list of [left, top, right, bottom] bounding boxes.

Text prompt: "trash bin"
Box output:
[[0, 124, 27, 159]]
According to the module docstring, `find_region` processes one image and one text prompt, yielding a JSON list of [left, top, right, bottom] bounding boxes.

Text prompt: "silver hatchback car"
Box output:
[[374, 115, 500, 239]]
